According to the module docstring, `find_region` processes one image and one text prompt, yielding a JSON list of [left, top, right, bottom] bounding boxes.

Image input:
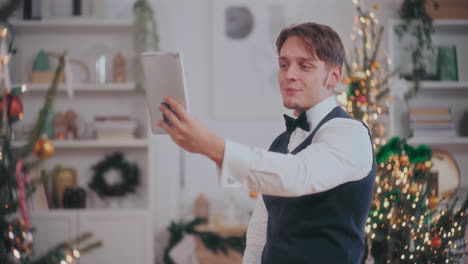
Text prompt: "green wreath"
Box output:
[[88, 152, 140, 197]]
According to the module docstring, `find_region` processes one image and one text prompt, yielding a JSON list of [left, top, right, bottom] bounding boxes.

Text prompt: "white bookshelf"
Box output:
[[12, 139, 149, 149], [15, 82, 138, 93], [12, 16, 154, 264], [11, 18, 133, 30]]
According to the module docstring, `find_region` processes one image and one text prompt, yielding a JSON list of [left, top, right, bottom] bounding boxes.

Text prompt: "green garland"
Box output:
[[164, 218, 246, 264], [376, 136, 431, 164], [88, 152, 140, 197]]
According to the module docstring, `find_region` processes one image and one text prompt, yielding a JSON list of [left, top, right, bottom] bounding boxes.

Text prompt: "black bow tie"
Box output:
[[283, 112, 310, 133]]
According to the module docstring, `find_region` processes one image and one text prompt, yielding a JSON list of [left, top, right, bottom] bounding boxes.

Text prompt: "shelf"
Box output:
[[15, 82, 138, 94], [407, 136, 468, 146], [433, 19, 468, 31], [407, 81, 468, 91], [12, 139, 149, 149], [11, 18, 133, 30], [30, 208, 149, 218], [390, 19, 468, 31]]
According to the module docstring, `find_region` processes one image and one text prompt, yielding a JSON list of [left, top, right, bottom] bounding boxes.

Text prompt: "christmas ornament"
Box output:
[[408, 184, 419, 195], [249, 192, 258, 199], [399, 154, 410, 167], [428, 196, 439, 210], [370, 61, 381, 70], [342, 76, 352, 85], [373, 3, 379, 10], [416, 162, 427, 171], [431, 235, 442, 249], [357, 95, 367, 103], [352, 71, 366, 82], [33, 137, 55, 159], [0, 94, 24, 123], [8, 94, 23, 120]]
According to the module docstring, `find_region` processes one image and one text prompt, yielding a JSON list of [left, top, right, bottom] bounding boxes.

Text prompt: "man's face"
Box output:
[[278, 36, 339, 116]]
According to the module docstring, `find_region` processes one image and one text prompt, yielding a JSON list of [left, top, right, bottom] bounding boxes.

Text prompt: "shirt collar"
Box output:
[[302, 96, 337, 132]]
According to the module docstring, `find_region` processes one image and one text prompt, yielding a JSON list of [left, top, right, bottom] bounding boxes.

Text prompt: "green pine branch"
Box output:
[[18, 52, 65, 159]]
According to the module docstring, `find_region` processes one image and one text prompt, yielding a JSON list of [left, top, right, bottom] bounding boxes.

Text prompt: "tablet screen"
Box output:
[[141, 51, 189, 134]]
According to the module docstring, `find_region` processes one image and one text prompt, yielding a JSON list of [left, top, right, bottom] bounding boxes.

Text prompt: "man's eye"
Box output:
[[301, 64, 311, 69], [279, 64, 288, 68]]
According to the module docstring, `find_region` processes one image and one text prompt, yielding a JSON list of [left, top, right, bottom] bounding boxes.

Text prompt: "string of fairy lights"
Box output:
[[338, 0, 396, 150], [364, 136, 468, 263]]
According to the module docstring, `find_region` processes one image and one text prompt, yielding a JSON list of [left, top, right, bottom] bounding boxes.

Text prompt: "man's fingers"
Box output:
[[160, 103, 182, 129], [164, 96, 188, 121], [157, 119, 177, 135]]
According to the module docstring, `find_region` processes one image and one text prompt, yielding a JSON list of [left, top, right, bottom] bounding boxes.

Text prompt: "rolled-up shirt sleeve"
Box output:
[[219, 118, 373, 196]]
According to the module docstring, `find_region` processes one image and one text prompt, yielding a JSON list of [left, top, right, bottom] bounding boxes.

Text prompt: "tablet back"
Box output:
[[141, 51, 189, 134]]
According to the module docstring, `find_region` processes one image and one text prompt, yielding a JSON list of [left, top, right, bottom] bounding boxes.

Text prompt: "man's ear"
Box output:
[[327, 65, 342, 89]]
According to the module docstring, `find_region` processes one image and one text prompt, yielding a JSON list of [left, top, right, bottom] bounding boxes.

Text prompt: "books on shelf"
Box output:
[[94, 115, 137, 140], [412, 129, 457, 137], [409, 106, 457, 137]]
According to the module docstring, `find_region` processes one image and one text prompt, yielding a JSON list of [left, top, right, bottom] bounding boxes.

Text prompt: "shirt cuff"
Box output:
[[219, 140, 253, 188]]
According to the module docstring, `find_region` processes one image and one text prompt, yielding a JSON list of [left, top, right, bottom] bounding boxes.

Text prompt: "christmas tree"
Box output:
[[337, 0, 397, 150], [367, 138, 468, 263], [1, 1, 100, 263], [339, 1, 468, 263]]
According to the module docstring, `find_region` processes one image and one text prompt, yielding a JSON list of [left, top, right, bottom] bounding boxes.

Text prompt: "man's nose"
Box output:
[[286, 64, 299, 80]]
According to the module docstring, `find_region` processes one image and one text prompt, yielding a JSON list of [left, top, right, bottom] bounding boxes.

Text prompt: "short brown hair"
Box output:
[[276, 22, 345, 68]]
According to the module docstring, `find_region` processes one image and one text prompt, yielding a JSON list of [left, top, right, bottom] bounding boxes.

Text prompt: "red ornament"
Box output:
[[0, 94, 23, 123], [9, 95, 23, 118], [431, 235, 442, 249], [357, 95, 367, 103]]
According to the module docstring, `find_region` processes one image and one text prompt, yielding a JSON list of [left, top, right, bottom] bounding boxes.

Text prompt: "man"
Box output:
[[158, 22, 375, 264]]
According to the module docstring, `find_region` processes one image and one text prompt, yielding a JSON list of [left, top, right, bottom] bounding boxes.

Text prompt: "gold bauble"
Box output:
[[341, 76, 352, 85], [428, 196, 439, 210], [373, 3, 379, 10], [352, 71, 366, 82], [370, 61, 381, 70], [33, 138, 55, 159], [249, 192, 258, 199], [416, 162, 424, 170], [399, 154, 410, 167], [409, 184, 419, 195]]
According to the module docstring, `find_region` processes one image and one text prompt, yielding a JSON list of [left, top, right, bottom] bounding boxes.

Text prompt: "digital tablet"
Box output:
[[141, 51, 190, 134]]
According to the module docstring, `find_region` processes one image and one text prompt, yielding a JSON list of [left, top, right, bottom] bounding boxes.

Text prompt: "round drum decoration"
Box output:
[[88, 152, 140, 197]]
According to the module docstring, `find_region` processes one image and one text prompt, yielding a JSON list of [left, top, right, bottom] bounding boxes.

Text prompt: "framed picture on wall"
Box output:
[[212, 0, 291, 119]]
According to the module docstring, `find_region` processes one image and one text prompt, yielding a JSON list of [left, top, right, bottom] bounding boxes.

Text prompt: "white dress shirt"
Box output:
[[219, 96, 373, 264]]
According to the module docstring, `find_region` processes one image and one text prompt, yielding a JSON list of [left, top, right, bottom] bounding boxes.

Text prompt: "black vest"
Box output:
[[261, 106, 376, 264]]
